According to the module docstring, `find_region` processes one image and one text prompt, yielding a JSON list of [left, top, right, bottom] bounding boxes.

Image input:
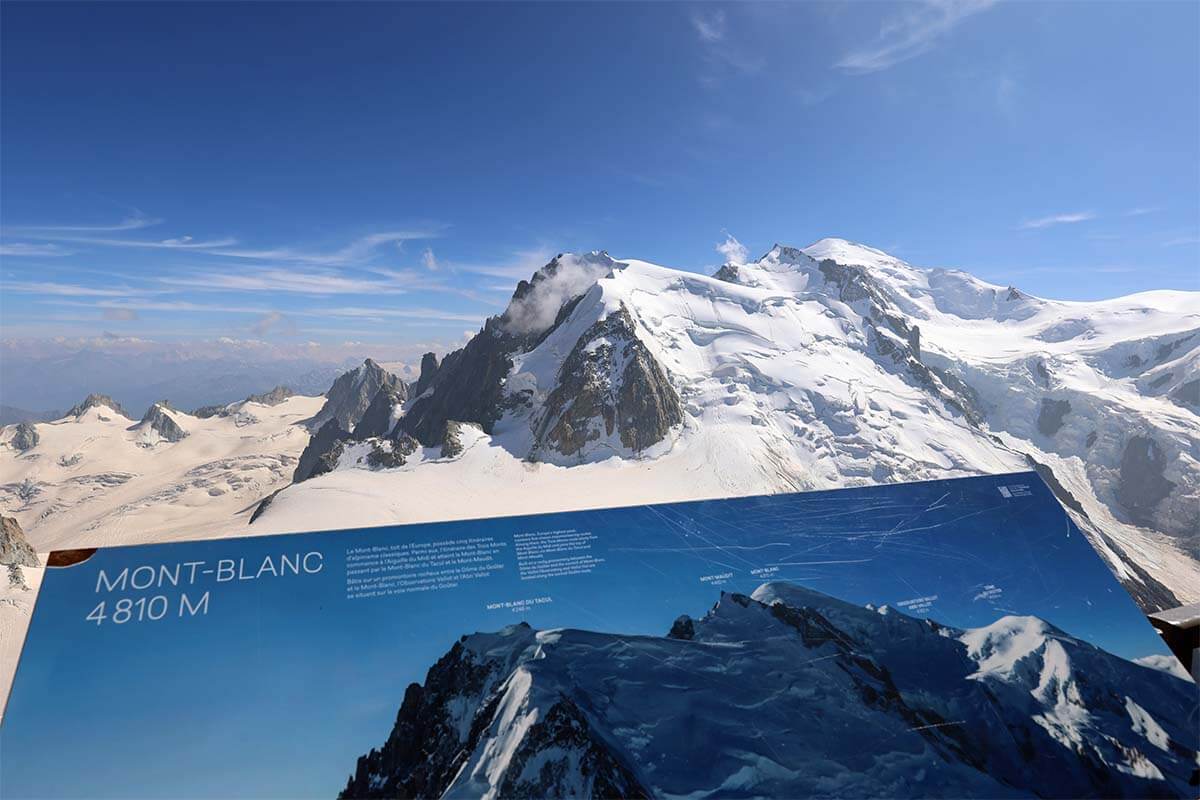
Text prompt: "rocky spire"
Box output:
[[309, 359, 406, 433], [66, 393, 127, 419]]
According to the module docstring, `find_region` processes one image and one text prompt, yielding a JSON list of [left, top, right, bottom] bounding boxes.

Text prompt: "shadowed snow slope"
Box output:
[[341, 581, 1198, 799], [256, 240, 1198, 612]]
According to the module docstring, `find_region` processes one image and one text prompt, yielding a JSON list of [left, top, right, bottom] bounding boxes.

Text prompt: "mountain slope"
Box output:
[[256, 241, 1198, 611], [341, 582, 1198, 799], [0, 392, 322, 551]]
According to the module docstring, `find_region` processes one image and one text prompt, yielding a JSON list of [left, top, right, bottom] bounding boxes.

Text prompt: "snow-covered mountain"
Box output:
[[0, 388, 323, 551], [1, 239, 1195, 610], [254, 240, 1198, 612], [339, 581, 1198, 799]]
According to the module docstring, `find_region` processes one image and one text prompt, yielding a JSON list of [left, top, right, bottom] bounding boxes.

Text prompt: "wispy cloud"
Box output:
[[1124, 207, 1159, 217], [5, 212, 161, 233], [421, 247, 440, 271], [689, 6, 765, 86], [715, 231, 749, 263], [208, 229, 442, 266], [5, 224, 444, 266], [691, 9, 726, 43], [2, 280, 164, 297], [158, 268, 417, 295], [836, 0, 996, 75], [1019, 211, 1095, 230], [0, 242, 75, 257], [20, 233, 239, 250], [55, 299, 276, 314], [1162, 235, 1200, 247], [317, 306, 485, 324], [102, 308, 140, 321], [460, 246, 558, 280]]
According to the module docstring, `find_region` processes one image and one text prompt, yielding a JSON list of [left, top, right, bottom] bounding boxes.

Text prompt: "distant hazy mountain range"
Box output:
[[2, 239, 1196, 612]]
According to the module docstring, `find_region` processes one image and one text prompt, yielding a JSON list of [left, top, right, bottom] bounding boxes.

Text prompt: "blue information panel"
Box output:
[[3, 472, 1196, 798]]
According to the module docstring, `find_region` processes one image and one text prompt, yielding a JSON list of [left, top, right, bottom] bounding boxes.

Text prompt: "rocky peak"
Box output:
[[309, 359, 406, 433], [292, 420, 347, 483], [533, 303, 683, 460], [499, 251, 618, 336], [132, 402, 188, 443], [67, 393, 127, 419], [351, 384, 406, 441], [412, 352, 440, 398], [762, 243, 811, 264]]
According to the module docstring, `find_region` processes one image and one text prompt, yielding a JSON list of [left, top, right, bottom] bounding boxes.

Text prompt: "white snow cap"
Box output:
[[801, 238, 905, 269]]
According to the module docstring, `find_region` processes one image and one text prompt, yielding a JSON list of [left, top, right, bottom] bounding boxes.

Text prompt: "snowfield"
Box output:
[[0, 395, 322, 551]]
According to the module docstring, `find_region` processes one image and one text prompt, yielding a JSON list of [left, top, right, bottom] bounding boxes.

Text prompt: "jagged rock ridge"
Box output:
[[308, 359, 406, 434], [130, 402, 188, 444], [66, 394, 127, 419], [534, 303, 682, 458]]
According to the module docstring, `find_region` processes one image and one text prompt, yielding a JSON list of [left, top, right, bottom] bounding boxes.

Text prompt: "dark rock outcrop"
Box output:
[[412, 352, 440, 398], [365, 435, 418, 470], [1036, 398, 1071, 437], [0, 515, 39, 568], [244, 385, 295, 406], [535, 304, 683, 458], [440, 420, 473, 459], [1116, 436, 1176, 527], [292, 420, 348, 483], [667, 614, 695, 640], [400, 317, 528, 446], [712, 263, 741, 283], [1030, 359, 1052, 387], [1172, 378, 1199, 410], [67, 393, 127, 419], [11, 422, 38, 452], [193, 386, 295, 419], [132, 403, 188, 443], [293, 383, 418, 483], [352, 385, 405, 441], [310, 359, 406, 433]]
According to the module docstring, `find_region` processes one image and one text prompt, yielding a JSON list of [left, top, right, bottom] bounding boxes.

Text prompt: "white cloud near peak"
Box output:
[[716, 231, 749, 264]]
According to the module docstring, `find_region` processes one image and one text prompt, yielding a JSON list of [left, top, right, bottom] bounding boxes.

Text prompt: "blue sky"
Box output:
[[2, 473, 1175, 798], [1, 1, 1197, 355]]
